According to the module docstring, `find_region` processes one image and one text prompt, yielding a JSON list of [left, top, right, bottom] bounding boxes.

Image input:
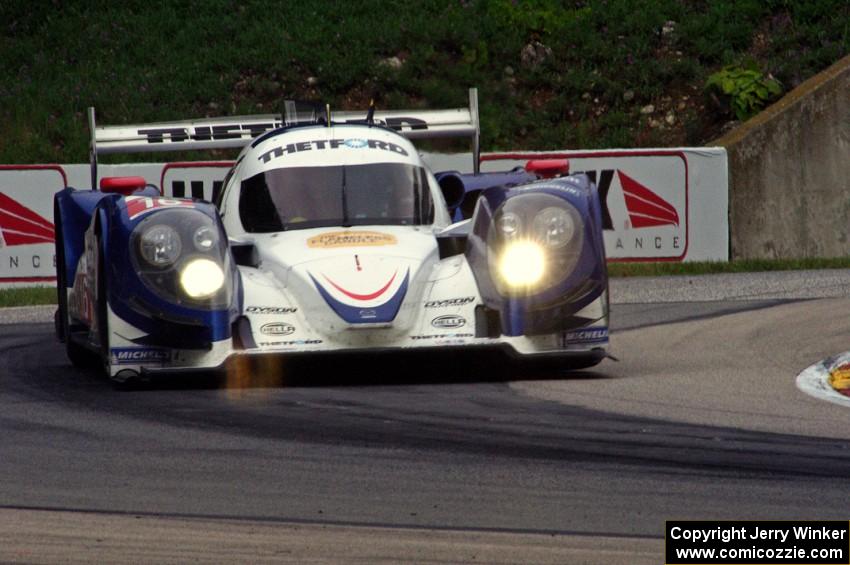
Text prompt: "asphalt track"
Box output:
[[3, 272, 850, 563]]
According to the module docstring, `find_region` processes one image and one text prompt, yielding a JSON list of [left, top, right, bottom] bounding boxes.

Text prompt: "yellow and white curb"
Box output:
[[796, 354, 850, 407]]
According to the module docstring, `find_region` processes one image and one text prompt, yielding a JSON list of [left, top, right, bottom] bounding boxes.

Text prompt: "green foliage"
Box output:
[[0, 287, 56, 307], [0, 0, 847, 162], [705, 64, 783, 121]]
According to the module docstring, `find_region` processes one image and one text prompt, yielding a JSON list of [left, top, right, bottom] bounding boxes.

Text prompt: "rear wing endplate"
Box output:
[[88, 88, 480, 189]]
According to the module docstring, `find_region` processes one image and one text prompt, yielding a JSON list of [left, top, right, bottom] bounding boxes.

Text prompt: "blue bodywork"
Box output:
[[55, 187, 240, 351], [435, 168, 538, 221], [310, 270, 410, 324], [448, 172, 607, 337]]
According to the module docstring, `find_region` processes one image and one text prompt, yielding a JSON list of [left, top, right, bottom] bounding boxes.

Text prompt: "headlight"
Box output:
[[496, 212, 522, 240], [498, 241, 545, 288], [532, 207, 574, 248], [139, 225, 182, 266], [131, 209, 233, 308], [193, 225, 218, 252], [180, 258, 225, 298], [488, 193, 585, 295]]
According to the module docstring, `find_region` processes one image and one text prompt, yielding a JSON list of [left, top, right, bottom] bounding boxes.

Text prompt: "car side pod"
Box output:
[[464, 174, 608, 338]]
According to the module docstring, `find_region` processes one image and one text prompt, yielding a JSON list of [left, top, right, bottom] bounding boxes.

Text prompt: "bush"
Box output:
[[705, 64, 783, 121]]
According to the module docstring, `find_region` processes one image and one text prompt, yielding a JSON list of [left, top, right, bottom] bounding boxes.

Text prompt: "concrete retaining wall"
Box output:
[[715, 54, 850, 259]]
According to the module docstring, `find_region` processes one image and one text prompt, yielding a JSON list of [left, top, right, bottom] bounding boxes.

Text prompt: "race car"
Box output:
[[54, 89, 610, 383]]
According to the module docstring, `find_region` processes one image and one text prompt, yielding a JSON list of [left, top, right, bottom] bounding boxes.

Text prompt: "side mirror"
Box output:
[[436, 173, 466, 210]]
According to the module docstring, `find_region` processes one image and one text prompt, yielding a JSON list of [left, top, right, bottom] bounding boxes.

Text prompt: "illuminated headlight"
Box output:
[[489, 193, 586, 295], [139, 225, 182, 266], [180, 258, 225, 298], [498, 241, 546, 288], [131, 209, 233, 308], [532, 207, 574, 248]]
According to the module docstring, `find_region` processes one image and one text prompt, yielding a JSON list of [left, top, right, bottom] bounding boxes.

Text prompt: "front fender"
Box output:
[[465, 174, 608, 336], [98, 195, 241, 349]]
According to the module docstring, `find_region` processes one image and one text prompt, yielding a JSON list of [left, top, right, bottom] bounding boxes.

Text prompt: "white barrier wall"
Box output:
[[0, 148, 728, 287], [423, 148, 729, 263], [0, 162, 232, 288]]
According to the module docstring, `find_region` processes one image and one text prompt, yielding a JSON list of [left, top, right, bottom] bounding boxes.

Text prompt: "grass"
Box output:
[[3, 257, 850, 307], [1, 1, 848, 163], [608, 257, 850, 277], [0, 287, 56, 308]]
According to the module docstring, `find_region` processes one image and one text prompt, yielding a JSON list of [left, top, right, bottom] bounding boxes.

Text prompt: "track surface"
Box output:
[[3, 274, 850, 562]]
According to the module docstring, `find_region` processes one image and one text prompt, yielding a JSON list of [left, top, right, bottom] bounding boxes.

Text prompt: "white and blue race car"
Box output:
[[54, 89, 610, 382]]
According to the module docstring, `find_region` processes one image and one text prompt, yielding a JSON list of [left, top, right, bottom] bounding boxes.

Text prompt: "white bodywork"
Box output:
[[218, 126, 604, 358], [72, 87, 613, 378], [95, 124, 607, 377]]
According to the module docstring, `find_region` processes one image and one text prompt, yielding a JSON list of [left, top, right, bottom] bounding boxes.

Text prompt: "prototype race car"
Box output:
[[54, 89, 610, 382]]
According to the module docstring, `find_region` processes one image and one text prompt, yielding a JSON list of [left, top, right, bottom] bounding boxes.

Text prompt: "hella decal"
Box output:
[[258, 138, 409, 164], [431, 315, 466, 329], [111, 348, 170, 364], [425, 297, 475, 308], [246, 306, 297, 314], [261, 322, 295, 336]]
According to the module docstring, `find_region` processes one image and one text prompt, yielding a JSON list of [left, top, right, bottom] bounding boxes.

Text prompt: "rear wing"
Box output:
[[88, 88, 480, 188]]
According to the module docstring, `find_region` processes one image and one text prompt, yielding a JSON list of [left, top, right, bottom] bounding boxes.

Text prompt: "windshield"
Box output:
[[239, 163, 434, 232]]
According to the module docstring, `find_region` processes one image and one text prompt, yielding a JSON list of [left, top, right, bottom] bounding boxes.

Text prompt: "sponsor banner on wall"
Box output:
[[0, 148, 727, 287], [483, 151, 691, 261], [0, 166, 66, 285], [0, 162, 232, 287], [428, 148, 728, 262]]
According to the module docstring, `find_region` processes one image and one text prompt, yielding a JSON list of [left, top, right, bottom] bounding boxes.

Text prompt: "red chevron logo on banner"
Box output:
[[0, 191, 55, 247], [618, 170, 680, 228]]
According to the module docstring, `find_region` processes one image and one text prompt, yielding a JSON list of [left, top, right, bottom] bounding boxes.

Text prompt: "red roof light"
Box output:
[[100, 176, 147, 195], [525, 159, 569, 178]]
